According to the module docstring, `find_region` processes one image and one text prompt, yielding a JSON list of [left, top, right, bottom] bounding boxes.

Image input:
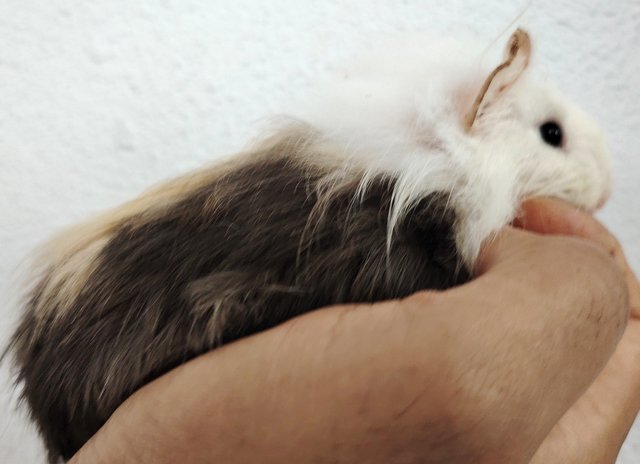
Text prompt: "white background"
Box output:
[[0, 1, 638, 462]]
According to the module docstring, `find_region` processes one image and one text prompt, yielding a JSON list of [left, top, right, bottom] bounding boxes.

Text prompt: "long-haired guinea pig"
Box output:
[[7, 28, 611, 462]]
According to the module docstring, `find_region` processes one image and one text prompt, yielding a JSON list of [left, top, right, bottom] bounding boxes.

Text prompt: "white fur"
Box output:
[[294, 31, 612, 267]]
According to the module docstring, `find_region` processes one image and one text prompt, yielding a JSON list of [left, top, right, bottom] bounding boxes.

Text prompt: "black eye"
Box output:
[[540, 121, 563, 147]]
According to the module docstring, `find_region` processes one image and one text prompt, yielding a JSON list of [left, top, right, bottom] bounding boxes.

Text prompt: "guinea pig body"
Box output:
[[8, 29, 611, 462]]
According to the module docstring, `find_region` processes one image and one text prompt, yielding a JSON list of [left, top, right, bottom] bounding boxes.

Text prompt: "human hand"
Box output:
[[519, 198, 640, 464], [70, 198, 634, 464]]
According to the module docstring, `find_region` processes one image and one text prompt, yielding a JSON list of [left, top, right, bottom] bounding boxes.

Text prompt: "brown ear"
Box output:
[[463, 28, 532, 132]]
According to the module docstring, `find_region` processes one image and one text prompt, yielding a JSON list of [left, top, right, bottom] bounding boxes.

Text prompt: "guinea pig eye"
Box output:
[[539, 121, 563, 148]]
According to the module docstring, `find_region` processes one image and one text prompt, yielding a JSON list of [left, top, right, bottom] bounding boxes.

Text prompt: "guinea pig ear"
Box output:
[[463, 28, 532, 132]]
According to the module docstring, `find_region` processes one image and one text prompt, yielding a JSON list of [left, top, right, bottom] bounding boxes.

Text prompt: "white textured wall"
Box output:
[[0, 1, 638, 462]]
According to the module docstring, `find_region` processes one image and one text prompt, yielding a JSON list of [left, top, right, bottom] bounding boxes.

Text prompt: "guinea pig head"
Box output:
[[463, 28, 612, 212]]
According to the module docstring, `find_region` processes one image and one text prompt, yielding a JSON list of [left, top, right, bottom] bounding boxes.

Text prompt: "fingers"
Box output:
[[515, 198, 624, 268], [530, 319, 640, 464], [515, 200, 640, 461], [515, 197, 639, 318], [445, 214, 630, 461]]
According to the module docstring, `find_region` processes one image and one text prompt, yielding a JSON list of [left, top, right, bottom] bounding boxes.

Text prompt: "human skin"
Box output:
[[70, 198, 639, 464]]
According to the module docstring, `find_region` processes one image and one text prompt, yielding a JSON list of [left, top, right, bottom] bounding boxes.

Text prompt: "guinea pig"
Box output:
[[6, 28, 611, 462]]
